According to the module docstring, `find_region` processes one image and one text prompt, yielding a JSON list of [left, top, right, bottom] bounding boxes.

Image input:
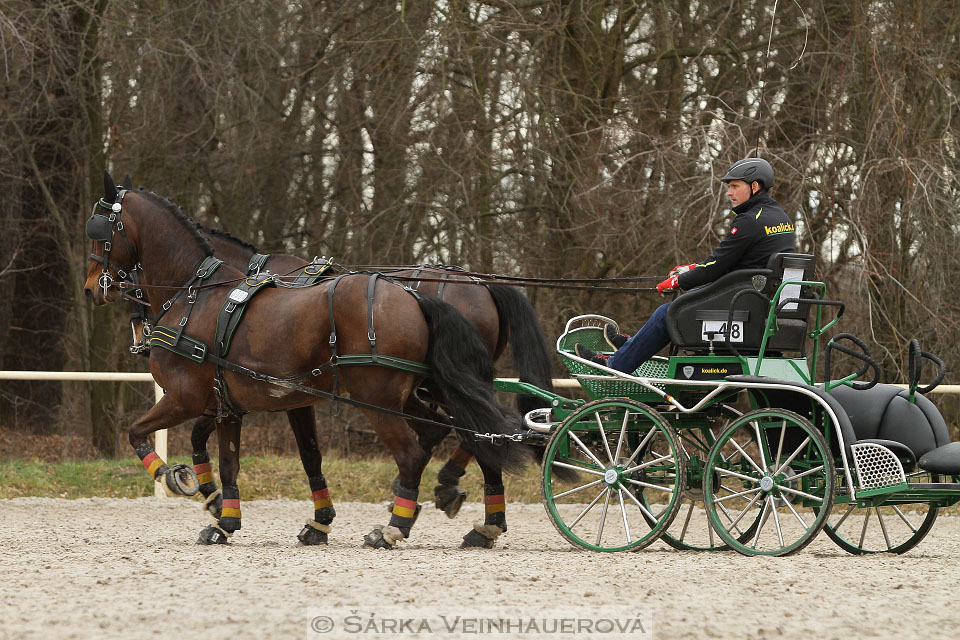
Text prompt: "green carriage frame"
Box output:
[[496, 273, 960, 555]]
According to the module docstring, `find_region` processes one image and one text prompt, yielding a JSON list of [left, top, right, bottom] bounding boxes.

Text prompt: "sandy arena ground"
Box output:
[[1, 497, 958, 639]]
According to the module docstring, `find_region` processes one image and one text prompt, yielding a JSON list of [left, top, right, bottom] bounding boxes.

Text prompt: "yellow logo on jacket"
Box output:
[[764, 222, 795, 236]]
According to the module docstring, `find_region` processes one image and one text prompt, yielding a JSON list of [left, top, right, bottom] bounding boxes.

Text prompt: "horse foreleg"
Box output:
[[189, 415, 222, 519], [197, 415, 243, 545], [287, 406, 336, 546], [460, 460, 506, 549], [359, 411, 430, 550], [128, 395, 201, 499]]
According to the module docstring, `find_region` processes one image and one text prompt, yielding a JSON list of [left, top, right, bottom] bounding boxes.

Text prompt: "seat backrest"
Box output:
[[665, 253, 816, 354]]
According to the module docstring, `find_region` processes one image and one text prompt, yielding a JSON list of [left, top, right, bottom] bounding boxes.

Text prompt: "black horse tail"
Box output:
[[485, 284, 554, 414], [417, 296, 529, 474]]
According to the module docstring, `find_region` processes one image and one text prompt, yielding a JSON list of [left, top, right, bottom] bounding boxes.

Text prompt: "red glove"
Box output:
[[669, 263, 697, 277], [657, 275, 679, 295]]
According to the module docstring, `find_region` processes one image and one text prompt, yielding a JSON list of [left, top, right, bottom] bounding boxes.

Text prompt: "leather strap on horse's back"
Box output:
[[293, 257, 333, 286], [247, 253, 270, 275]]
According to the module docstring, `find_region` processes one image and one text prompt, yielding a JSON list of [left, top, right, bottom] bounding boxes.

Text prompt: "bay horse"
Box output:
[[177, 225, 554, 526], [112, 173, 552, 533], [83, 173, 528, 548]]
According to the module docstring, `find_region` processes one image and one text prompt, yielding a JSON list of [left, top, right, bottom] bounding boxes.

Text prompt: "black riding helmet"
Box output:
[[721, 157, 774, 191]]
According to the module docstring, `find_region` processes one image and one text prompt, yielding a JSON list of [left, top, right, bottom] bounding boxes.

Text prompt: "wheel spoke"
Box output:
[[567, 431, 609, 471], [752, 420, 769, 472], [622, 452, 673, 475], [714, 486, 763, 503], [619, 481, 659, 522], [617, 488, 632, 544], [621, 427, 657, 468], [726, 490, 763, 533], [783, 496, 809, 528], [892, 506, 919, 533], [778, 484, 823, 503], [875, 507, 892, 550], [716, 467, 761, 484], [751, 498, 772, 548], [568, 487, 609, 529], [773, 420, 787, 471], [678, 501, 694, 541], [613, 410, 630, 463], [770, 497, 785, 547], [728, 436, 766, 476], [858, 507, 870, 548], [774, 436, 812, 476], [624, 478, 675, 492], [551, 460, 605, 477], [596, 412, 616, 465], [554, 477, 605, 499], [716, 500, 745, 535], [783, 465, 825, 482], [595, 489, 613, 546], [831, 504, 856, 532]]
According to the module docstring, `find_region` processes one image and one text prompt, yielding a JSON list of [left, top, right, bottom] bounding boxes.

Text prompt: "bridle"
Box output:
[[86, 189, 151, 352]]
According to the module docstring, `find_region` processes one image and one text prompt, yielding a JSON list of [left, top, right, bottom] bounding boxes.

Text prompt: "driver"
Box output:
[[575, 157, 796, 372]]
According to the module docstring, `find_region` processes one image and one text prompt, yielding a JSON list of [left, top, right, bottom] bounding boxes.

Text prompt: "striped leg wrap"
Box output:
[[191, 451, 218, 496], [437, 447, 473, 484], [219, 484, 241, 532], [309, 475, 336, 525], [483, 484, 507, 531], [135, 442, 168, 480], [389, 484, 420, 538]]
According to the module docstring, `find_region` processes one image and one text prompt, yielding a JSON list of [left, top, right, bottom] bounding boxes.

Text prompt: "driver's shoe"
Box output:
[[604, 324, 629, 349], [574, 343, 610, 367]]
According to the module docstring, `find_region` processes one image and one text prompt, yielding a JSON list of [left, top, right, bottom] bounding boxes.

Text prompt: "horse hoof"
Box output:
[[434, 485, 467, 519], [164, 464, 200, 497], [197, 525, 230, 545], [460, 529, 496, 549], [297, 525, 328, 546], [362, 529, 393, 549]]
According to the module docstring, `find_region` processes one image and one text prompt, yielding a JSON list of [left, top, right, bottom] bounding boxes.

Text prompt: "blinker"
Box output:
[[85, 213, 113, 241]]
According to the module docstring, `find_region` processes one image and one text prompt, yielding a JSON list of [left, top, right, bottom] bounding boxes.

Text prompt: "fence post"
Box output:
[[153, 383, 167, 499]]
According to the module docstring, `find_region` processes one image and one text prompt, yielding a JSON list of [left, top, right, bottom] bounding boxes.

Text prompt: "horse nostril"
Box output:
[[84, 288, 93, 300]]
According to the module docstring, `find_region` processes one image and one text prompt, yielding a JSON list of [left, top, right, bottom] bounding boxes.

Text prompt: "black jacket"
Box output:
[[677, 192, 795, 291]]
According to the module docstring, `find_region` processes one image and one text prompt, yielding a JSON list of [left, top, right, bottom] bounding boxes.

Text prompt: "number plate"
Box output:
[[701, 320, 743, 343]]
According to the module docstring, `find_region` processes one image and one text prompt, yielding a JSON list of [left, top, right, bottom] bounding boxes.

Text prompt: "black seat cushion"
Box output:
[[830, 384, 950, 458], [918, 442, 960, 475]]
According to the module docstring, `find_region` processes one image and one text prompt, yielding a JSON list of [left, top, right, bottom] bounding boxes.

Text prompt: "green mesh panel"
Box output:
[[558, 326, 668, 401]]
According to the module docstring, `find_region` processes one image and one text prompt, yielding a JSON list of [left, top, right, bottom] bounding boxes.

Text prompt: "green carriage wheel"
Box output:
[[817, 475, 940, 555], [703, 408, 835, 556], [541, 398, 686, 552]]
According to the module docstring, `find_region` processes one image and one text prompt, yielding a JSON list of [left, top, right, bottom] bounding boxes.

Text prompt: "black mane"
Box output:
[[191, 220, 259, 253], [137, 188, 214, 257]]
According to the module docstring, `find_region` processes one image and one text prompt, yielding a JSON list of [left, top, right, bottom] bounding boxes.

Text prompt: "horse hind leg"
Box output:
[[197, 415, 243, 545], [287, 406, 337, 546], [460, 461, 507, 550], [356, 410, 431, 550]]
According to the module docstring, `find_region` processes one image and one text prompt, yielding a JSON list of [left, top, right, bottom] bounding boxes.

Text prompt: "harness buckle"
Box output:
[[180, 317, 188, 327], [187, 287, 197, 303], [98, 271, 113, 290], [193, 344, 205, 360], [104, 241, 112, 251], [162, 300, 172, 311], [116, 220, 124, 231], [329, 333, 337, 346], [368, 330, 376, 342]]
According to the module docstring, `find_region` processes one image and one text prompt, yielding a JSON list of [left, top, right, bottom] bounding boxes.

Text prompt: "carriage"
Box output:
[[496, 252, 960, 555]]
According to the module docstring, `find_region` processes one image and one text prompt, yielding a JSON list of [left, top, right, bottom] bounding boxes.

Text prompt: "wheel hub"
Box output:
[[603, 469, 619, 486], [759, 475, 775, 492]]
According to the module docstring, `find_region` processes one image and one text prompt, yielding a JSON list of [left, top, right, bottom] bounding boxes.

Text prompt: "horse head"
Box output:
[[83, 171, 140, 305]]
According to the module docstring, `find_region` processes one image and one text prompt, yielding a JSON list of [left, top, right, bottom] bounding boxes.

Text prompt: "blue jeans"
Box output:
[[607, 302, 672, 374]]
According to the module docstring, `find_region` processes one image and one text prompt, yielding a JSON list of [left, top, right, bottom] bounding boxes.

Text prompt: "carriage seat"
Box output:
[[830, 383, 960, 474], [666, 253, 816, 355]]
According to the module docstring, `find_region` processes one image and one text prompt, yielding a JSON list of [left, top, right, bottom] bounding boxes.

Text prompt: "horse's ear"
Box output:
[[121, 174, 133, 190], [103, 171, 118, 202]]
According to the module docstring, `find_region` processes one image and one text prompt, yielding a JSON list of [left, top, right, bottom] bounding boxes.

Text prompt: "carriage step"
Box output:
[[918, 442, 960, 475]]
